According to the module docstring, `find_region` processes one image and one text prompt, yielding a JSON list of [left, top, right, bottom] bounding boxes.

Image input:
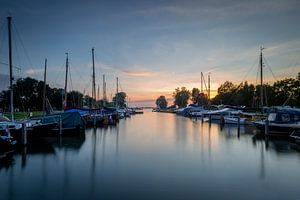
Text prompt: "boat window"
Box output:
[[268, 113, 276, 121], [294, 115, 300, 121], [281, 114, 290, 122]]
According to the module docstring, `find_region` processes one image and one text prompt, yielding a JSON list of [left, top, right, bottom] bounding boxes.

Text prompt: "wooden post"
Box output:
[[59, 116, 62, 135], [93, 115, 96, 126], [220, 115, 224, 125], [22, 123, 27, 145], [209, 114, 212, 124], [265, 119, 269, 135], [237, 116, 240, 138]]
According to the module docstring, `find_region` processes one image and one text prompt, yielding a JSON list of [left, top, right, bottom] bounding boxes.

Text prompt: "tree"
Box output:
[[67, 91, 84, 108], [113, 92, 127, 108], [191, 88, 209, 105], [213, 81, 237, 105], [191, 88, 200, 104], [156, 96, 168, 109], [0, 77, 105, 111], [198, 93, 209, 105], [173, 87, 191, 108]]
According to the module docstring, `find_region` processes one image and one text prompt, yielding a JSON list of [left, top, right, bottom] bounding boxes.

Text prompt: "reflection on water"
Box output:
[[0, 110, 300, 200]]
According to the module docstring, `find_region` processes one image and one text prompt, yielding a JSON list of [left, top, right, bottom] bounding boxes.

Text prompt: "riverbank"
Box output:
[[2, 111, 43, 120]]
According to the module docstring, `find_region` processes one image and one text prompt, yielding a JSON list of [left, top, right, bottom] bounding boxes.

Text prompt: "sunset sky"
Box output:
[[0, 0, 300, 106]]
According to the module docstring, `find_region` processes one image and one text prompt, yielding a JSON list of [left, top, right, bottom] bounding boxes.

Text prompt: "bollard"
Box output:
[[237, 116, 240, 138], [220, 115, 224, 125], [265, 119, 269, 135], [59, 116, 62, 135], [209, 114, 212, 124], [21, 146, 27, 168], [93, 115, 96, 126], [22, 123, 27, 145]]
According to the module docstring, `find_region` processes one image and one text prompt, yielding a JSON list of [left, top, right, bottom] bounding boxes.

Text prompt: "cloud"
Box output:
[[96, 62, 118, 71], [25, 68, 43, 76], [265, 39, 300, 56], [137, 0, 299, 19], [121, 69, 156, 77]]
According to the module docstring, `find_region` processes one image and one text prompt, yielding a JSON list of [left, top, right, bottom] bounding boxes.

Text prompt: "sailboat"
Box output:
[[0, 17, 20, 145], [65, 48, 114, 127], [252, 47, 300, 135], [254, 107, 300, 135], [30, 54, 85, 136]]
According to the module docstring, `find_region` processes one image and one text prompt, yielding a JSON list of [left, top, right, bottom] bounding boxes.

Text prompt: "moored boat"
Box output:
[[254, 107, 300, 135]]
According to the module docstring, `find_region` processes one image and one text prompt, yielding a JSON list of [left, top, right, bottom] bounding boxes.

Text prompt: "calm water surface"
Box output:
[[1, 110, 300, 200]]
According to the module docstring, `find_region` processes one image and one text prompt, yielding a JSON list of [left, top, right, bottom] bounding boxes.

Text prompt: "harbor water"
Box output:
[[1, 110, 300, 200]]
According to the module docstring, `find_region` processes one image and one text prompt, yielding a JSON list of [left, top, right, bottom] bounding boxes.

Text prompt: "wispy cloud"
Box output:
[[96, 62, 118, 71], [137, 0, 299, 18], [25, 68, 43, 76], [265, 39, 300, 56], [121, 69, 156, 77]]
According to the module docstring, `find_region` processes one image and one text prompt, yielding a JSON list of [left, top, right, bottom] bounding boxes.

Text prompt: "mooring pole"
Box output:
[[59, 116, 62, 135], [237, 116, 241, 138], [265, 119, 269, 135], [22, 123, 27, 145]]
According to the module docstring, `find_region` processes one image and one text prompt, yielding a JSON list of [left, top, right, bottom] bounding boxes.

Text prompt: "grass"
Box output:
[[3, 111, 44, 120]]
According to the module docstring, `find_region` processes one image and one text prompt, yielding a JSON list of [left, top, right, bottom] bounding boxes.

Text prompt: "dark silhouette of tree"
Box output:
[[113, 92, 127, 108], [211, 73, 300, 107], [156, 96, 168, 109], [0, 77, 107, 111], [191, 88, 200, 104], [67, 91, 84, 108], [173, 87, 191, 108], [212, 81, 237, 105], [198, 93, 209, 105], [191, 88, 209, 105]]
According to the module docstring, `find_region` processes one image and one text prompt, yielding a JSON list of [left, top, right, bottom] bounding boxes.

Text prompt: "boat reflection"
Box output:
[[252, 134, 300, 153], [0, 133, 86, 172]]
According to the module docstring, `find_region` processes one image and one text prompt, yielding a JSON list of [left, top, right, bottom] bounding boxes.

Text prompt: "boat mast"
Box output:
[[260, 47, 264, 112], [92, 48, 96, 108], [116, 77, 119, 94], [7, 16, 14, 121], [64, 53, 69, 109], [116, 77, 119, 108], [208, 73, 211, 104], [97, 84, 100, 101], [42, 58, 47, 115], [103, 74, 106, 106], [200, 72, 203, 93]]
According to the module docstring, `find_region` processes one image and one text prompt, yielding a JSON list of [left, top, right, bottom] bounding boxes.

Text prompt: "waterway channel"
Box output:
[[1, 110, 300, 200]]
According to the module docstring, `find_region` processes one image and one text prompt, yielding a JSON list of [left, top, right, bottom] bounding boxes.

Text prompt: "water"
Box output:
[[1, 110, 300, 200]]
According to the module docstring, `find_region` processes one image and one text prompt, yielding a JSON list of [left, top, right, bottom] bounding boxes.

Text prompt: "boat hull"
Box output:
[[224, 117, 247, 125], [254, 121, 300, 136]]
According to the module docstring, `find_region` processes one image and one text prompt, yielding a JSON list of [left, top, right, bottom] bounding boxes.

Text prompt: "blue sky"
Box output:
[[0, 0, 300, 106]]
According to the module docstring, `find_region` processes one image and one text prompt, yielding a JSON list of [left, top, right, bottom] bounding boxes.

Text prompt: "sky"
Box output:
[[0, 0, 300, 107]]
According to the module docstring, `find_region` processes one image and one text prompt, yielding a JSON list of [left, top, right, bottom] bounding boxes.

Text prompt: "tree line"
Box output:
[[0, 77, 127, 112], [156, 73, 300, 108]]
